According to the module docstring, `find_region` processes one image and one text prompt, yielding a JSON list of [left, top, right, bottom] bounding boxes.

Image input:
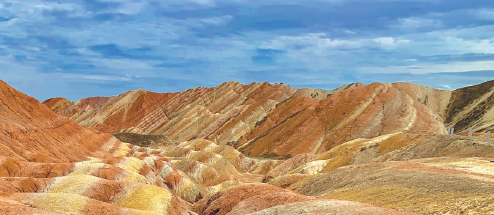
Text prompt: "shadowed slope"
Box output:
[[446, 80, 494, 133], [111, 132, 173, 147]]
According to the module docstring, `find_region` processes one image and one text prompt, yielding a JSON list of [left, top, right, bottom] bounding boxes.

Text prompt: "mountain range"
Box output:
[[0, 78, 493, 214], [44, 80, 494, 158]]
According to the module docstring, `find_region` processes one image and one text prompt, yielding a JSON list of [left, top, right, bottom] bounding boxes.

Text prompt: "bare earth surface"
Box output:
[[1, 79, 494, 214]]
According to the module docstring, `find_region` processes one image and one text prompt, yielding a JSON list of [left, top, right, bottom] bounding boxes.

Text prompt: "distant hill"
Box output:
[[445, 80, 494, 133]]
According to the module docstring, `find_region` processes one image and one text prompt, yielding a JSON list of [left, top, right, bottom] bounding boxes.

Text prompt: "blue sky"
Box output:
[[1, 0, 494, 101]]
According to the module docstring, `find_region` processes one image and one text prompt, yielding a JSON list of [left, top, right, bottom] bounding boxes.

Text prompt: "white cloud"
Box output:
[[0, 17, 18, 26], [475, 8, 494, 20], [343, 30, 356, 34], [198, 15, 232, 25], [117, 2, 147, 14], [0, 56, 39, 78], [179, 15, 233, 28], [443, 37, 494, 54], [75, 48, 100, 57], [61, 74, 132, 81], [192, 0, 216, 5], [91, 58, 155, 70], [58, 19, 184, 48], [387, 25, 494, 57], [158, 0, 216, 7], [373, 37, 411, 46], [442, 85, 452, 90], [357, 60, 494, 74], [0, 0, 90, 42], [393, 17, 444, 29], [4, 0, 77, 13], [260, 33, 411, 51]]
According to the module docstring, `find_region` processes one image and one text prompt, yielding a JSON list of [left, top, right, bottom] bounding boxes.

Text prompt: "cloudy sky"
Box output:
[[1, 0, 494, 101]]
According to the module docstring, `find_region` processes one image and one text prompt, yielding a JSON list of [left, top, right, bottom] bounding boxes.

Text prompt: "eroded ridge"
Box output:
[[44, 81, 458, 158]]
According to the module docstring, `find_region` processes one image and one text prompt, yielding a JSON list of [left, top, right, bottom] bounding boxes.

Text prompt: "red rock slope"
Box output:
[[45, 81, 452, 158], [0, 79, 120, 163]]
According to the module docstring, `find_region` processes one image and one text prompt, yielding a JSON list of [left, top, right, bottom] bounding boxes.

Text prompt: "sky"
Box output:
[[1, 0, 494, 101]]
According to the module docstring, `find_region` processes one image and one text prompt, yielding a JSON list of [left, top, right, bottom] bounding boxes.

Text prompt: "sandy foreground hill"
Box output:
[[0, 79, 493, 214]]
